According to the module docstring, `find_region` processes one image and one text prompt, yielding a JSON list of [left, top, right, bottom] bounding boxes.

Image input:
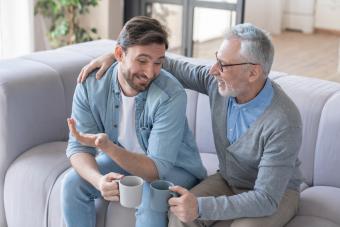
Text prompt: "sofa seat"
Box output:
[[286, 216, 339, 227], [287, 186, 340, 227], [4, 142, 69, 227]]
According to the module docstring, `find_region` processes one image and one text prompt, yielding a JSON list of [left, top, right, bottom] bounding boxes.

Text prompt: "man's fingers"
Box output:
[[169, 185, 188, 195], [67, 118, 79, 136], [77, 68, 84, 83], [102, 189, 119, 197], [105, 172, 124, 181], [96, 67, 107, 80], [94, 133, 108, 146], [104, 195, 120, 202]]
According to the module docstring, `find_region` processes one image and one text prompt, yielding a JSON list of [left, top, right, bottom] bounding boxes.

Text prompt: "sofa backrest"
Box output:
[[273, 75, 340, 187]]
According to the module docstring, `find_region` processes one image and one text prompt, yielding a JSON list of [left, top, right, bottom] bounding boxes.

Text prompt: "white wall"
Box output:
[[315, 0, 340, 31], [79, 0, 123, 40], [244, 0, 284, 34]]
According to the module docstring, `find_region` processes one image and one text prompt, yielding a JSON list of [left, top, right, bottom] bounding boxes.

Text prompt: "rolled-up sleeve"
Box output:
[[147, 91, 187, 179], [66, 83, 100, 158]]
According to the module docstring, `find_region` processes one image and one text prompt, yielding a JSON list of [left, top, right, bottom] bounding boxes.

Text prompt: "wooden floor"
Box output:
[[272, 31, 340, 83], [192, 31, 340, 83]]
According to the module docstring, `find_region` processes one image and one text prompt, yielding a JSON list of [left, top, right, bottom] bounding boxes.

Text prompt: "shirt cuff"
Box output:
[[197, 196, 216, 220]]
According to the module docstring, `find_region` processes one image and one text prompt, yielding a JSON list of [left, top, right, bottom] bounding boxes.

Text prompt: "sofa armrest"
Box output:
[[0, 39, 116, 226]]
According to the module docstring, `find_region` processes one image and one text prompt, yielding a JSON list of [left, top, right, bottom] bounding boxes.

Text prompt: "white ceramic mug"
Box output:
[[118, 176, 144, 208]]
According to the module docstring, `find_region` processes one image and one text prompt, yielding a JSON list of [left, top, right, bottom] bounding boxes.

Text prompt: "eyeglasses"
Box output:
[[215, 52, 258, 72]]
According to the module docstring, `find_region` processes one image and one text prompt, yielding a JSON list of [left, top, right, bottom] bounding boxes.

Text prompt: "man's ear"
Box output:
[[114, 45, 124, 62], [248, 65, 262, 83]]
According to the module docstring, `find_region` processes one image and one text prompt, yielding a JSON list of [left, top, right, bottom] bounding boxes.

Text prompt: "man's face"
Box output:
[[117, 43, 166, 95], [209, 39, 252, 98]]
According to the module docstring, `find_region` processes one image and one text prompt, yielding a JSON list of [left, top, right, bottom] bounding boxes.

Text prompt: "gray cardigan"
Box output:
[[164, 57, 303, 220]]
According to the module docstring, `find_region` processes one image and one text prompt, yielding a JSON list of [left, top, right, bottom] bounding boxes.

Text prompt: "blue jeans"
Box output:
[[61, 153, 199, 227]]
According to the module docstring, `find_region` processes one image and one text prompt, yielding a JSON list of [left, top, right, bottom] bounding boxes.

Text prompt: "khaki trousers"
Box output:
[[169, 173, 299, 227]]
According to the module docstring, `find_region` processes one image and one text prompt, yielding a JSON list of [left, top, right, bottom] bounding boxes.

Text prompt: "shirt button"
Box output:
[[113, 124, 117, 128], [115, 105, 119, 108]]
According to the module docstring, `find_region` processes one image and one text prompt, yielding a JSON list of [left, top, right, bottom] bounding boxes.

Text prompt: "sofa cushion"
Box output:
[[195, 94, 215, 154], [314, 92, 340, 187], [286, 216, 340, 227], [22, 49, 93, 123], [105, 202, 136, 227], [185, 89, 199, 137], [4, 142, 69, 227], [200, 153, 219, 176], [47, 169, 109, 227], [296, 186, 340, 225], [274, 76, 340, 186]]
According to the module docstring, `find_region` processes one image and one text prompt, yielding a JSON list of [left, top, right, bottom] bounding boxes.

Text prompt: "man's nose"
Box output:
[[209, 63, 220, 76], [144, 65, 156, 79]]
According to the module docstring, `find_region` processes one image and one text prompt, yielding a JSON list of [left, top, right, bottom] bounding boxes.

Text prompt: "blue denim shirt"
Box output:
[[66, 62, 207, 180]]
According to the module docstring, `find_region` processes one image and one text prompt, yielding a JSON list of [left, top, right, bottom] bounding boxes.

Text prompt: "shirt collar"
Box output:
[[230, 78, 273, 109]]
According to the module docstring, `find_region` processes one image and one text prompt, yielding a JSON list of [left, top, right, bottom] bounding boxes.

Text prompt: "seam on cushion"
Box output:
[[43, 164, 71, 227], [293, 215, 339, 225], [59, 48, 98, 59]]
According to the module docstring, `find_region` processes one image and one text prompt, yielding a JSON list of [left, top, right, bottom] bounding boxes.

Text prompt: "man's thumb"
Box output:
[[106, 172, 124, 181]]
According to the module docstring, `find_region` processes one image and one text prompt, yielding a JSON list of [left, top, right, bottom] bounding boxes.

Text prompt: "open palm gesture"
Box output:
[[67, 118, 111, 150]]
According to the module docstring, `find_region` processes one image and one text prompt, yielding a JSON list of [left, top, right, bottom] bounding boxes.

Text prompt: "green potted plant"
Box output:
[[35, 0, 100, 48]]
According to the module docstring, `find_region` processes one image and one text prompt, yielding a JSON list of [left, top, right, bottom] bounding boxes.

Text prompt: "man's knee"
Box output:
[[61, 169, 85, 199]]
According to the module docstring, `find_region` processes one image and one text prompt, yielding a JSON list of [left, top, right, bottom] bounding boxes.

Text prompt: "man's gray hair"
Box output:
[[226, 23, 274, 77]]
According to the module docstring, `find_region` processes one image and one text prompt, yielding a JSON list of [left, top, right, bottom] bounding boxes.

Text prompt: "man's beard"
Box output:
[[217, 79, 237, 97], [126, 73, 151, 92]]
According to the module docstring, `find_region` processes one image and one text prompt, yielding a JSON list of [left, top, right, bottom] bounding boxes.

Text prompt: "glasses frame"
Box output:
[[215, 52, 259, 72]]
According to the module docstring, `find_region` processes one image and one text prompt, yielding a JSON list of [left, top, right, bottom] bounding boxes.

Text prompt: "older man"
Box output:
[[78, 23, 302, 227]]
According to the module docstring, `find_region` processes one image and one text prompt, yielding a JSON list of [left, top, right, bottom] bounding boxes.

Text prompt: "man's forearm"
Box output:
[[70, 152, 102, 189], [104, 144, 159, 182]]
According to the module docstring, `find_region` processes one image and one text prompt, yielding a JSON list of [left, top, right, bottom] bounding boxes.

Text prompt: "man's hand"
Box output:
[[78, 53, 116, 83], [67, 118, 112, 151], [169, 186, 200, 223], [97, 172, 124, 201]]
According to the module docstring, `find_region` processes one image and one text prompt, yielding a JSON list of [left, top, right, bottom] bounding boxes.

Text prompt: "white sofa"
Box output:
[[1, 40, 340, 227]]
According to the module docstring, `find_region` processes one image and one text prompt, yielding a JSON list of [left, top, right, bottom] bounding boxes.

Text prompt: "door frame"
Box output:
[[138, 0, 245, 57]]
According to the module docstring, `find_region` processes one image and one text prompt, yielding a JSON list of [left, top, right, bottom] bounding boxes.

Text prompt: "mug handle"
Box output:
[[170, 191, 179, 198]]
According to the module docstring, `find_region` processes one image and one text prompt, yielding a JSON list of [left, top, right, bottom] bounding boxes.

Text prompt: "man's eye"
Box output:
[[137, 59, 148, 64], [154, 62, 162, 65]]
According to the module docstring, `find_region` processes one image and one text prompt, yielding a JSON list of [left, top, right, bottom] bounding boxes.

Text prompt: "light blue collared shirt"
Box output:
[[227, 79, 273, 144], [66, 62, 207, 181]]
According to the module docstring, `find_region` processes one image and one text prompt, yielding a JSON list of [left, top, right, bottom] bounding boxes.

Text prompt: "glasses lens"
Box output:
[[215, 52, 223, 72]]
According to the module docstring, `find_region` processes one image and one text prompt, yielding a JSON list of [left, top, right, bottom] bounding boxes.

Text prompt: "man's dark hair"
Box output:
[[117, 16, 169, 50]]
